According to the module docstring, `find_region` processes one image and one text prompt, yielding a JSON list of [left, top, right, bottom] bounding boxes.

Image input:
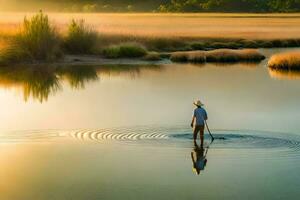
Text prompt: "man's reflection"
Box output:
[[191, 143, 208, 175]]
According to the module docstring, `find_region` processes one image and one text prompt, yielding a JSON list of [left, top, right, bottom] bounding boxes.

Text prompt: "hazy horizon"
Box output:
[[0, 0, 299, 12]]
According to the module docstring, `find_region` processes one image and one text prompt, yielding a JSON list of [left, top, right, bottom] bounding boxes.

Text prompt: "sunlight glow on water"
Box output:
[[0, 49, 300, 133], [0, 48, 300, 199]]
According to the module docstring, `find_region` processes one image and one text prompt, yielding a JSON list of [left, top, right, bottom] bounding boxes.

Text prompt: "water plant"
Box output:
[[268, 51, 300, 70], [63, 19, 98, 54], [143, 52, 162, 61], [102, 42, 147, 58], [170, 49, 265, 63], [205, 49, 265, 62], [0, 11, 62, 64]]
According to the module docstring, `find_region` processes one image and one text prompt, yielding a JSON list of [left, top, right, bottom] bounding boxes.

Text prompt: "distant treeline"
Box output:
[[0, 0, 299, 12], [158, 0, 300, 12]]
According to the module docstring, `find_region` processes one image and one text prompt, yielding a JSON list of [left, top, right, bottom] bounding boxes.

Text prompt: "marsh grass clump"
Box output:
[[102, 43, 147, 58], [170, 52, 189, 62], [268, 52, 300, 70], [171, 49, 265, 63], [64, 19, 98, 54], [143, 52, 162, 61], [144, 37, 189, 51], [170, 51, 206, 63], [206, 49, 265, 62], [0, 12, 62, 65]]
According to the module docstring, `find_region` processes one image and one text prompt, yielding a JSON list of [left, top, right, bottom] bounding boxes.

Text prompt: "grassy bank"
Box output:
[[97, 34, 300, 52], [268, 52, 300, 70], [170, 49, 265, 63], [1, 12, 300, 65], [102, 43, 147, 58]]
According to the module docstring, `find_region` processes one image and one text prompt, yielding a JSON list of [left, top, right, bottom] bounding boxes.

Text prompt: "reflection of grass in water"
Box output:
[[210, 62, 259, 68], [268, 68, 300, 80], [0, 66, 61, 102], [96, 64, 163, 78], [0, 64, 162, 102], [58, 65, 98, 89], [22, 68, 61, 102], [0, 65, 98, 102]]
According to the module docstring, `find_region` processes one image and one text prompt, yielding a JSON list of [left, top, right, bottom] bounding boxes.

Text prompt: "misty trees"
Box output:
[[157, 0, 300, 12]]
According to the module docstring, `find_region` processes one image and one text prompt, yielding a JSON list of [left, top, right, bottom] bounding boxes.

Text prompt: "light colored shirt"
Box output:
[[193, 107, 208, 126]]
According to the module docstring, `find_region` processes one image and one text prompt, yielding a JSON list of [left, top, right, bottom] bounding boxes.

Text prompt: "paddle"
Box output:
[[204, 120, 215, 142]]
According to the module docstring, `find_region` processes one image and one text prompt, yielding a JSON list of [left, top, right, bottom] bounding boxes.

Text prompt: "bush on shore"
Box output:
[[268, 51, 300, 70], [102, 43, 147, 58], [63, 19, 98, 54], [0, 12, 62, 65]]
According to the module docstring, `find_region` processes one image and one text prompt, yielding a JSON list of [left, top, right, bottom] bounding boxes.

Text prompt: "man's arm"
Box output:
[[191, 110, 195, 127], [191, 116, 195, 127], [204, 110, 208, 120]]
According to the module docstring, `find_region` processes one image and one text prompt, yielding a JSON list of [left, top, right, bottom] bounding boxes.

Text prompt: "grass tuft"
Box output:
[[63, 19, 98, 54], [171, 49, 265, 63], [170, 51, 206, 63], [102, 43, 147, 58], [143, 52, 162, 61], [268, 51, 300, 70], [0, 12, 62, 65], [206, 49, 265, 62]]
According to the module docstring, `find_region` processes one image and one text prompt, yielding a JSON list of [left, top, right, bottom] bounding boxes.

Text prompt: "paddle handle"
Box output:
[[205, 120, 214, 141]]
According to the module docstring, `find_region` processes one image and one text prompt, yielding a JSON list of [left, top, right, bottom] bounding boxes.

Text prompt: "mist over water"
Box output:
[[1, 13, 300, 39]]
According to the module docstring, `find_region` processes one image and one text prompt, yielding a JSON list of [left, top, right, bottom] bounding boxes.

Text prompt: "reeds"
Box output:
[[143, 52, 162, 61], [63, 19, 98, 54], [102, 42, 147, 58], [0, 12, 62, 64], [170, 49, 265, 63], [268, 51, 300, 70]]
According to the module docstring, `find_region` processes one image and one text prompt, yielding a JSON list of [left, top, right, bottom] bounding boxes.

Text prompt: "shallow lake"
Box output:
[[0, 48, 300, 199]]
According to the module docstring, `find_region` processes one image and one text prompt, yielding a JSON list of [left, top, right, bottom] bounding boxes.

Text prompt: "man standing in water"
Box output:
[[191, 100, 208, 147]]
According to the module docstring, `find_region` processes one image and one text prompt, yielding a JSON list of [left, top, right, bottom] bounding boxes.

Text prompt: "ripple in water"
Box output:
[[1, 127, 300, 154]]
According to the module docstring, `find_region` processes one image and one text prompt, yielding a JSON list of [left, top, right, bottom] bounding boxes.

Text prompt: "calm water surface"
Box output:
[[0, 48, 300, 199]]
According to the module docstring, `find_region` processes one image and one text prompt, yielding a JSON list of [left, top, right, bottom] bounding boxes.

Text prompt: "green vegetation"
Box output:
[[268, 52, 300, 70], [190, 39, 300, 51], [98, 34, 300, 52], [143, 52, 162, 61], [63, 19, 98, 54], [158, 0, 300, 13], [102, 43, 147, 58], [170, 49, 265, 63], [1, 12, 299, 65], [0, 11, 62, 64]]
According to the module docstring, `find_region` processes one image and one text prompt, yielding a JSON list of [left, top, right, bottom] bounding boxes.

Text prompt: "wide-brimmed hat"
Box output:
[[193, 100, 204, 106]]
